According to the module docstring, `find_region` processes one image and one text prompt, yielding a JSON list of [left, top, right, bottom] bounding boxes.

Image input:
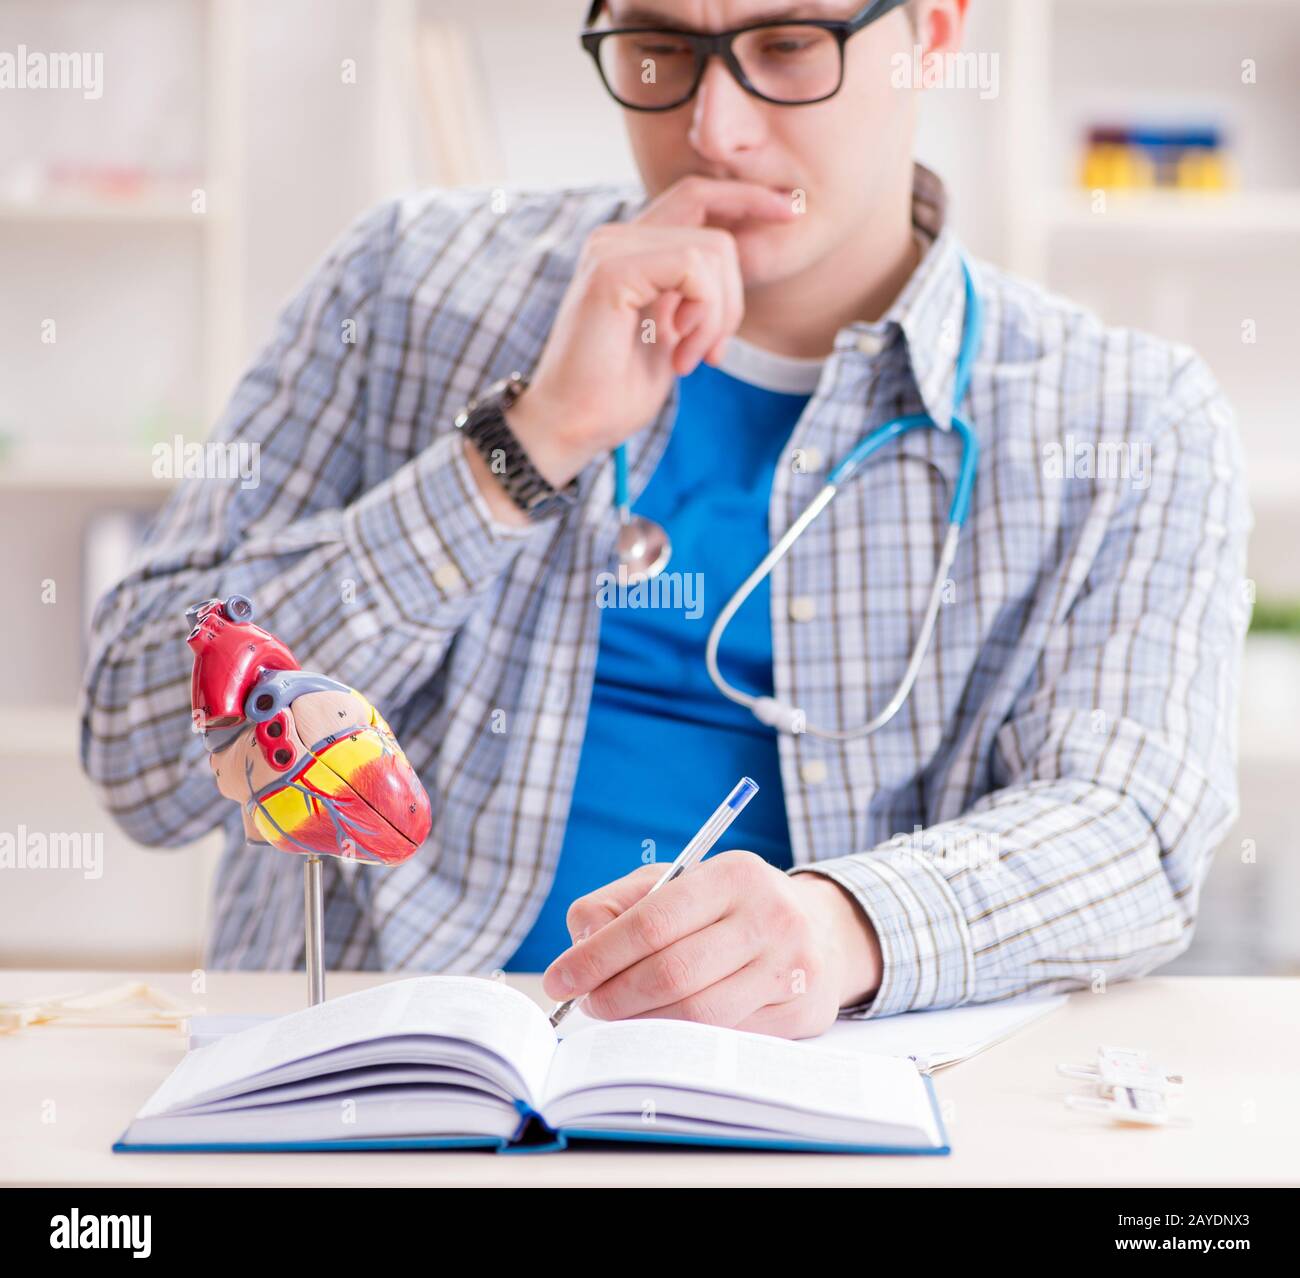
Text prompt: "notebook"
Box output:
[[115, 975, 949, 1155]]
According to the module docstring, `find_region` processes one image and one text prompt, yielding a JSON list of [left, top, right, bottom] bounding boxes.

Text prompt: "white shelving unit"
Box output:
[[0, 0, 247, 967], [0, 187, 206, 224], [998, 0, 1300, 607], [0, 0, 246, 474], [1043, 188, 1300, 236], [995, 0, 1300, 978], [0, 0, 248, 674], [1003, 0, 1300, 267]]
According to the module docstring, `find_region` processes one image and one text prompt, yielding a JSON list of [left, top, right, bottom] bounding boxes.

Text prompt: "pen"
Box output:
[[548, 775, 760, 1029]]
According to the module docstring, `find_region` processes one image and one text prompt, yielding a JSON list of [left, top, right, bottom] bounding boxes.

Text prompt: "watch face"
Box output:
[[522, 489, 567, 520], [488, 373, 525, 407]]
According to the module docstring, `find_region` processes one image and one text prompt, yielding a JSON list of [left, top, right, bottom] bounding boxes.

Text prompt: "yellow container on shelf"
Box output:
[[1175, 148, 1232, 191], [1080, 142, 1155, 191]]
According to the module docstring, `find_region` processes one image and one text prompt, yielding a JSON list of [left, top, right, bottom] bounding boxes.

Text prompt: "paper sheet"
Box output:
[[816, 996, 1068, 1069], [557, 994, 1066, 1070]]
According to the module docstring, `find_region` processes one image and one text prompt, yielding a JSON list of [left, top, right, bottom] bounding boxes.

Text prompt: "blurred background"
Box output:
[[1, 0, 1297, 974]]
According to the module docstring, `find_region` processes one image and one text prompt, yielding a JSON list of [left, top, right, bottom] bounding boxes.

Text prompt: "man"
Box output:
[[81, 0, 1250, 1038]]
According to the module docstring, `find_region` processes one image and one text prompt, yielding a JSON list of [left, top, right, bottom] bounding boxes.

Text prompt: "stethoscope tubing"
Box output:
[[615, 253, 984, 740]]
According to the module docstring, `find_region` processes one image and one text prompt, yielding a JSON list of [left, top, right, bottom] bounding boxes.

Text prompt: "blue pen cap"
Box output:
[[727, 777, 760, 810]]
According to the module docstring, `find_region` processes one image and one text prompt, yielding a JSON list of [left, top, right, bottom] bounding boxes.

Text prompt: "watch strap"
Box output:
[[454, 374, 579, 522]]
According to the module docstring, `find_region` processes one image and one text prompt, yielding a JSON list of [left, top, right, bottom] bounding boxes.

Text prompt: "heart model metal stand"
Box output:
[[185, 595, 433, 1005]]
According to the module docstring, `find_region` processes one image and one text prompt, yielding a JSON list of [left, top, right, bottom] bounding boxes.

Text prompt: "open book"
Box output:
[[115, 976, 949, 1155]]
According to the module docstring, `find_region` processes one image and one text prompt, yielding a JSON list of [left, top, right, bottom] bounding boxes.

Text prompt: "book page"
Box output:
[[542, 1018, 937, 1135], [139, 975, 556, 1116]]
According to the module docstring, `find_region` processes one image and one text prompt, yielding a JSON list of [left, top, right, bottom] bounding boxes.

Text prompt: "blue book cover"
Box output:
[[112, 977, 951, 1157]]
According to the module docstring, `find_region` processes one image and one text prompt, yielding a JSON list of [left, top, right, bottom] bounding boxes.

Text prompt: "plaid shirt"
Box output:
[[81, 163, 1252, 1018]]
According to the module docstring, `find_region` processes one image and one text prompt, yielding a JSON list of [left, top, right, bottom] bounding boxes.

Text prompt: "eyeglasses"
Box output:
[[580, 0, 909, 111]]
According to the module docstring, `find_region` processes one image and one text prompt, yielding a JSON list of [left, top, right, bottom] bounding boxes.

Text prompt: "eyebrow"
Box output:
[[609, 3, 844, 29]]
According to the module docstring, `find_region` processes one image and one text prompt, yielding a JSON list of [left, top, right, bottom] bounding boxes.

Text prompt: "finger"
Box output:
[[638, 176, 797, 230], [566, 863, 663, 942], [723, 232, 744, 331], [671, 261, 726, 375], [732, 997, 819, 1039], [646, 288, 682, 347], [634, 227, 743, 355], [592, 242, 718, 316], [592, 228, 739, 361], [704, 336, 730, 366], [681, 233, 742, 373], [702, 233, 744, 367], [543, 858, 738, 1001], [669, 296, 708, 356], [583, 915, 761, 1021], [623, 958, 791, 1029]]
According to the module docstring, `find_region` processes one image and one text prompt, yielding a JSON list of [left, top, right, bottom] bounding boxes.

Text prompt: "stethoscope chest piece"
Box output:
[[611, 441, 671, 582], [616, 509, 671, 582]]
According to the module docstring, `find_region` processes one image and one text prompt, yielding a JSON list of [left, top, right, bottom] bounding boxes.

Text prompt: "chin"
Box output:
[[733, 223, 797, 286]]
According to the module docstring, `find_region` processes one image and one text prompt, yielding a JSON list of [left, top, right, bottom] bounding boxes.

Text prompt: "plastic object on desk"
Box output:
[[1058, 1046, 1185, 1127], [0, 981, 194, 1035]]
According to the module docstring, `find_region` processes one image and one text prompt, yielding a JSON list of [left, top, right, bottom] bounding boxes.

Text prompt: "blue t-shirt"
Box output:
[[505, 338, 824, 971]]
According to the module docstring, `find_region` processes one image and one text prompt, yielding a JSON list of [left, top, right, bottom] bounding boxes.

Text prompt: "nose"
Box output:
[[687, 54, 767, 163]]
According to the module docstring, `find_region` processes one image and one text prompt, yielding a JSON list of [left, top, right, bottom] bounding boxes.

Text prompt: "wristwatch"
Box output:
[[454, 372, 580, 522]]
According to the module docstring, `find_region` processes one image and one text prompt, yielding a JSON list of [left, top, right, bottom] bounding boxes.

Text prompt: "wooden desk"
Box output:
[[2, 970, 1296, 1186]]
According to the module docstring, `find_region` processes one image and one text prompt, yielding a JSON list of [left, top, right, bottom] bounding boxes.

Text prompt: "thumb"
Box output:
[[566, 863, 664, 944]]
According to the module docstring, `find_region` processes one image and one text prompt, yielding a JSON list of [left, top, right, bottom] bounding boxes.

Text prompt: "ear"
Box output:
[[914, 0, 969, 59]]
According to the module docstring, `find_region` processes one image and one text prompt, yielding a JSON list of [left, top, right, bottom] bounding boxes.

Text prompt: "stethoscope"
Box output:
[[610, 252, 982, 741]]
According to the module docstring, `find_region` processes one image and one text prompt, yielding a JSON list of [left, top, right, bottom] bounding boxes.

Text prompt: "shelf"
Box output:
[[0, 190, 221, 227], [1045, 189, 1300, 236], [0, 705, 82, 760], [0, 445, 178, 494]]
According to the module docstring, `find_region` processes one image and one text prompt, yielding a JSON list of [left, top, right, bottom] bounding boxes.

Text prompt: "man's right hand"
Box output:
[[465, 177, 797, 522]]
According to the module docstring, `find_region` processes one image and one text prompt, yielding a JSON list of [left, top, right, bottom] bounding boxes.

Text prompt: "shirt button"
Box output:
[[856, 331, 887, 357], [432, 561, 464, 591], [789, 596, 817, 622], [801, 759, 828, 785], [800, 446, 824, 473]]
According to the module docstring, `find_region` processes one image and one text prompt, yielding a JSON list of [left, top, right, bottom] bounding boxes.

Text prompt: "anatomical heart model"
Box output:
[[185, 594, 432, 1000]]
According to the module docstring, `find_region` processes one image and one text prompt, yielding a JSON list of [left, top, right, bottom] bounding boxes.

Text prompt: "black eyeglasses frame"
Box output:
[[579, 0, 911, 111]]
